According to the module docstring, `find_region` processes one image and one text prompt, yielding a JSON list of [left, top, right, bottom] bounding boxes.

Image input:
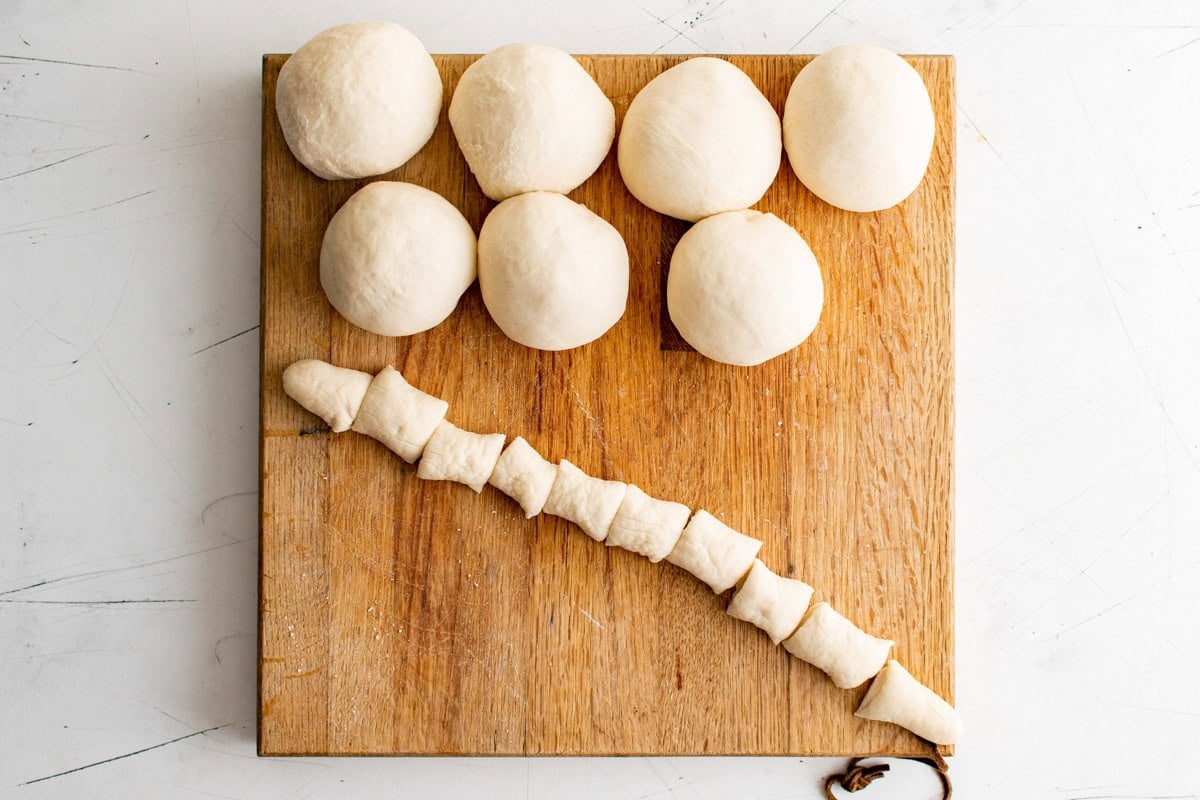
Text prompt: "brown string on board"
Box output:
[[823, 744, 951, 799]]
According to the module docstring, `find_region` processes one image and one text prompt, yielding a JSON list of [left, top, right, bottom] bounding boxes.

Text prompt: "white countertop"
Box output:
[[3, 1, 1199, 797]]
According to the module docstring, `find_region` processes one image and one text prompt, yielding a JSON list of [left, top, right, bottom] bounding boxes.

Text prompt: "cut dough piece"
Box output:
[[543, 460, 627, 541], [856, 659, 962, 745], [281, 359, 371, 433], [666, 510, 762, 593], [416, 421, 505, 493], [667, 209, 824, 366], [783, 44, 935, 212], [321, 181, 477, 337], [488, 436, 558, 518], [618, 57, 781, 222], [477, 192, 628, 351], [726, 559, 815, 644], [449, 43, 615, 201], [350, 365, 448, 463], [276, 21, 442, 180], [606, 484, 691, 562], [782, 602, 893, 689]]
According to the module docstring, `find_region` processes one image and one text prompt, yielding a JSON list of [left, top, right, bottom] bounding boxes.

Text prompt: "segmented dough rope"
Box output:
[[282, 358, 963, 745]]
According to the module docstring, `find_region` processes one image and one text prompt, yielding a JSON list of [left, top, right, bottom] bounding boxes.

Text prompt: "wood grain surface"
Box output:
[[259, 53, 955, 757]]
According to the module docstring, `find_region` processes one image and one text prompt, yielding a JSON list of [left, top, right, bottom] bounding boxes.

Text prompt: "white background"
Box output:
[[3, 1, 1199, 798]]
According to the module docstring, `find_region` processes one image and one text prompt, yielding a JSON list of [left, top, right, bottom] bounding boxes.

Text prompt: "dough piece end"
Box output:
[[605, 484, 691, 562], [726, 559, 815, 644], [282, 359, 372, 433], [542, 459, 627, 541], [350, 365, 449, 463], [855, 659, 963, 745], [416, 421, 506, 493], [488, 436, 558, 517], [665, 510, 763, 593], [782, 602, 893, 689]]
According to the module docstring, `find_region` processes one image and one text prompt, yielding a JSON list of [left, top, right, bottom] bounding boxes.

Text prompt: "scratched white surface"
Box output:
[[2, 0, 1199, 797]]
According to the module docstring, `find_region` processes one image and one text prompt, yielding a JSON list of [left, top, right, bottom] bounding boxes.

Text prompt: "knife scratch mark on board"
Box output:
[[578, 608, 603, 630]]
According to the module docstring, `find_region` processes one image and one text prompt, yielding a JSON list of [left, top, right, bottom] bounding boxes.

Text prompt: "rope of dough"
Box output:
[[281, 358, 963, 752]]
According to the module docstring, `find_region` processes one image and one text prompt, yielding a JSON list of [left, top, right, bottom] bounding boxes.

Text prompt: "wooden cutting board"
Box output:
[[259, 53, 955, 757]]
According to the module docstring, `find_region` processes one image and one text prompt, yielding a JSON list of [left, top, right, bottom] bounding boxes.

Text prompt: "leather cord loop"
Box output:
[[823, 744, 951, 799], [823, 760, 890, 798]]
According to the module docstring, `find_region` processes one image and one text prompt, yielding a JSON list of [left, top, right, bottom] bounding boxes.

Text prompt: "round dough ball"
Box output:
[[618, 57, 781, 222], [276, 21, 442, 180], [478, 192, 628, 351], [783, 45, 934, 212], [667, 210, 823, 366], [449, 43, 615, 201], [320, 182, 476, 336]]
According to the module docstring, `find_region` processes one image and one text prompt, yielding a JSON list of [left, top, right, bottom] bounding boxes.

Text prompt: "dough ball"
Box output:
[[618, 57, 781, 222], [783, 44, 934, 212], [667, 210, 823, 366], [276, 21, 442, 180], [478, 192, 628, 351], [320, 181, 476, 337], [449, 43, 615, 201]]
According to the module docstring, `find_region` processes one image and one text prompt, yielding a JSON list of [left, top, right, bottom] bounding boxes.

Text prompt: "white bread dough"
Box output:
[[281, 359, 371, 432], [276, 21, 442, 180], [543, 460, 627, 541], [726, 559, 814, 644], [477, 192, 628, 351], [320, 181, 477, 337], [416, 421, 506, 493], [666, 510, 762, 593], [449, 43, 615, 201], [855, 659, 963, 745], [617, 57, 781, 222], [782, 602, 893, 689], [606, 484, 691, 562], [488, 436, 559, 518], [350, 365, 448, 463], [667, 209, 823, 366], [783, 44, 935, 212]]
